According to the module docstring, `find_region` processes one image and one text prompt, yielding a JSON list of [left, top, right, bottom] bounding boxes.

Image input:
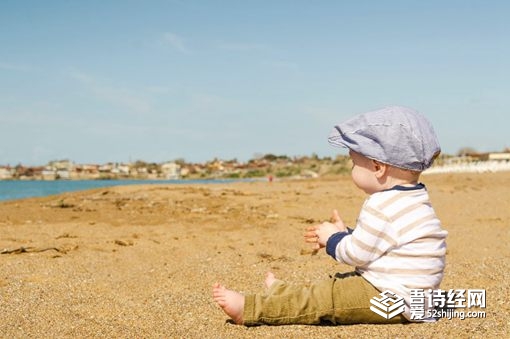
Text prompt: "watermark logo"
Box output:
[[370, 290, 405, 319], [410, 289, 486, 320], [370, 288, 487, 320]]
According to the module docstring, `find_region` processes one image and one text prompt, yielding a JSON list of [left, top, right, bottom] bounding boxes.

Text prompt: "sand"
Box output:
[[0, 172, 509, 338]]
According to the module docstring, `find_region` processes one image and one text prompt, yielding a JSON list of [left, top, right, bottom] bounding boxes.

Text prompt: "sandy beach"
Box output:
[[1, 172, 509, 338]]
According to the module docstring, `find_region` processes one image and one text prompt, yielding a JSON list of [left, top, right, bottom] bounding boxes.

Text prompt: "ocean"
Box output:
[[0, 179, 256, 202]]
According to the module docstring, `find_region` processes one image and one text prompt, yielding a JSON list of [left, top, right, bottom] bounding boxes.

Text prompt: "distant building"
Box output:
[[99, 163, 113, 173], [161, 162, 181, 179], [42, 168, 56, 180], [48, 159, 74, 171], [73, 164, 100, 179], [117, 164, 131, 176], [488, 152, 510, 161], [42, 160, 74, 180], [0, 167, 13, 179], [56, 169, 70, 180], [425, 150, 510, 174]]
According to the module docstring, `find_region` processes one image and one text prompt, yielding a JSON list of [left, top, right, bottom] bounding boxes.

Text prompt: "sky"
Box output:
[[0, 0, 508, 166]]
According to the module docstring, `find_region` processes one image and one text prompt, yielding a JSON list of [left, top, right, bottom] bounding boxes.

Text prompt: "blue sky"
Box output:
[[0, 1, 508, 165]]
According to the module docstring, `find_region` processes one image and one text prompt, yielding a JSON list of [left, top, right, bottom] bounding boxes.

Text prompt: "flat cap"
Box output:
[[328, 106, 441, 171]]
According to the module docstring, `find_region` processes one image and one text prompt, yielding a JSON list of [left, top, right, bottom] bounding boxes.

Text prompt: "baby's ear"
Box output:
[[372, 160, 387, 178]]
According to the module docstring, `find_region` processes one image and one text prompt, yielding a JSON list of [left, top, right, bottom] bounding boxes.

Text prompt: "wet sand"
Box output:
[[1, 172, 509, 338]]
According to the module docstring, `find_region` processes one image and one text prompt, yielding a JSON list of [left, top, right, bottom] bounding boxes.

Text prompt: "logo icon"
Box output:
[[370, 290, 405, 319]]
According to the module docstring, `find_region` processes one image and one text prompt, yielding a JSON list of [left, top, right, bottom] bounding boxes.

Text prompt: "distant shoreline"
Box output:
[[0, 178, 265, 202]]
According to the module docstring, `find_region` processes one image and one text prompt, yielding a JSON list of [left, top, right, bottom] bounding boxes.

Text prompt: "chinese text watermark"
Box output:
[[370, 288, 487, 320]]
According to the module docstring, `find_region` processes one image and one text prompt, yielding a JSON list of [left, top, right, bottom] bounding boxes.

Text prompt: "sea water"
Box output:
[[0, 179, 255, 202]]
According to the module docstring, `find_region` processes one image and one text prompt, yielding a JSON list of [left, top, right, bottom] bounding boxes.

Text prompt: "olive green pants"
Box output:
[[243, 272, 408, 326]]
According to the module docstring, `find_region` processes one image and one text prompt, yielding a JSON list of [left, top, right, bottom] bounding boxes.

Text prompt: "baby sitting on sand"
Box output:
[[213, 106, 448, 325]]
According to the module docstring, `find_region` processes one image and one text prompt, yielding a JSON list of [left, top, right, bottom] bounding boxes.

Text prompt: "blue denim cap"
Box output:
[[328, 106, 441, 171]]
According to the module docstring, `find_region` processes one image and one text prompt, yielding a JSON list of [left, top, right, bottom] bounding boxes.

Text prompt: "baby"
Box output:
[[213, 106, 447, 325]]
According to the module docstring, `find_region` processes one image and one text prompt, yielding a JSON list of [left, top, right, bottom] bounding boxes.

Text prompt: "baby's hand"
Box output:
[[304, 224, 322, 251], [315, 222, 343, 247], [304, 210, 347, 250], [329, 209, 347, 232]]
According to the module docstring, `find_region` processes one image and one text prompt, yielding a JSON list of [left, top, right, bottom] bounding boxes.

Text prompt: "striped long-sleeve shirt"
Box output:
[[326, 183, 448, 321]]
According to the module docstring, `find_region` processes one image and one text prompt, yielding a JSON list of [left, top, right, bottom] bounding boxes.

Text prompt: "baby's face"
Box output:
[[348, 150, 381, 194]]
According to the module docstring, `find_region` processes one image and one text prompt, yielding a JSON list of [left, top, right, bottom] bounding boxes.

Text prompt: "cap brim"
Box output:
[[328, 126, 353, 149]]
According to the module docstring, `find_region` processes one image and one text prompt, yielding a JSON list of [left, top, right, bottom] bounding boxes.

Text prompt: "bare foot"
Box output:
[[264, 272, 277, 289], [212, 283, 245, 324]]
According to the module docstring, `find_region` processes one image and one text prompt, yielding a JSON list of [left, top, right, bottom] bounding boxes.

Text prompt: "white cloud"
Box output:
[[93, 85, 151, 114], [0, 61, 31, 72], [67, 69, 151, 114], [67, 69, 95, 84], [162, 32, 190, 53], [190, 93, 229, 110], [261, 59, 299, 72], [146, 85, 174, 94], [216, 41, 268, 52]]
